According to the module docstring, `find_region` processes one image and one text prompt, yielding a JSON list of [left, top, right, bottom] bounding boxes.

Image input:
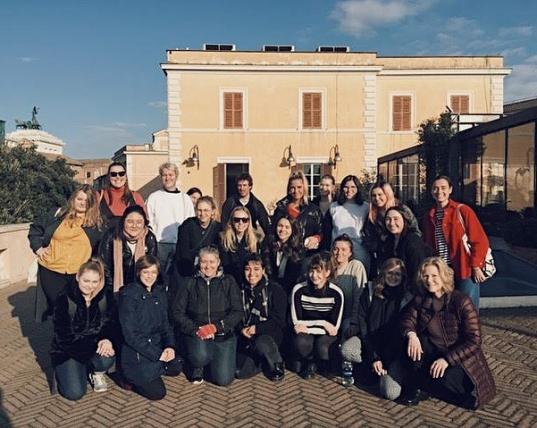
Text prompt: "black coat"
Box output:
[[50, 284, 118, 367], [28, 209, 102, 255], [221, 193, 271, 236], [378, 232, 432, 288], [261, 239, 303, 295], [347, 284, 412, 365], [272, 197, 323, 256], [173, 271, 243, 338], [118, 281, 175, 385], [98, 228, 158, 290], [174, 218, 222, 277], [239, 277, 288, 345], [218, 237, 258, 285]]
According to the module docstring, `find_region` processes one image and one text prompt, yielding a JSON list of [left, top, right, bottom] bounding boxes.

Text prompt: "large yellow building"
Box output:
[[149, 47, 510, 207]]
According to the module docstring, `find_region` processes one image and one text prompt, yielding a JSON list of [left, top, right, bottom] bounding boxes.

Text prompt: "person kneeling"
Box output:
[[236, 255, 287, 381], [291, 253, 344, 379], [341, 258, 413, 397], [119, 255, 182, 400], [400, 257, 496, 409], [51, 259, 117, 401], [173, 246, 243, 386]]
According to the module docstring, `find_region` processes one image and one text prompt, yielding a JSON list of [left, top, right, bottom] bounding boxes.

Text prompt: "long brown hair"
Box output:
[[58, 184, 103, 229], [373, 258, 407, 299], [104, 162, 135, 206]]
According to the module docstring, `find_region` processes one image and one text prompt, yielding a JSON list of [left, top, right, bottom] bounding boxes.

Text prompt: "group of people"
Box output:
[[28, 161, 496, 410]]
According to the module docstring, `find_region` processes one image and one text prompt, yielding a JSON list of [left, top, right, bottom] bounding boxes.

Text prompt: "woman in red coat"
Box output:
[[421, 176, 489, 310], [400, 257, 496, 409]]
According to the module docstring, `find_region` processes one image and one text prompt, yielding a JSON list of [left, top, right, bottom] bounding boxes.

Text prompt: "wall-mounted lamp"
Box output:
[[328, 144, 342, 168], [285, 145, 295, 168], [183, 145, 200, 169]]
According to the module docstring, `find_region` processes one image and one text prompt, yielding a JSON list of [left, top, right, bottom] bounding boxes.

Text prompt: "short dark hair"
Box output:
[[117, 204, 149, 237], [385, 206, 411, 235], [135, 254, 160, 276], [332, 234, 354, 257], [187, 187, 202, 196], [243, 253, 266, 270], [321, 174, 335, 185], [308, 252, 334, 280], [236, 173, 253, 187], [433, 175, 453, 188]]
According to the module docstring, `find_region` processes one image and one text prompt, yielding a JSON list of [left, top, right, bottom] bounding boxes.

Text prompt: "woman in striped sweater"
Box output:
[[290, 253, 344, 379]]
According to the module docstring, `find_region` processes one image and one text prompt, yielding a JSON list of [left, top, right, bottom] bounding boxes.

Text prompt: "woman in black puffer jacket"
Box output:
[[119, 255, 182, 400], [173, 246, 243, 386], [99, 205, 158, 294]]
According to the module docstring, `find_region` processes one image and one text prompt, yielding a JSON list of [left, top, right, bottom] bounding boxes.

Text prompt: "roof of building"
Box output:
[[5, 128, 65, 147]]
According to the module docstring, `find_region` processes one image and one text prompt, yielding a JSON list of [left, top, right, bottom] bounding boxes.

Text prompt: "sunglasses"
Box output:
[[110, 171, 126, 178], [233, 217, 250, 224]]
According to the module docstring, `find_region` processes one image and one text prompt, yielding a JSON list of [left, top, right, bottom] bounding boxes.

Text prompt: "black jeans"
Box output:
[[236, 334, 283, 379], [133, 358, 182, 401], [294, 333, 338, 361], [38, 265, 77, 314], [408, 335, 475, 408], [55, 354, 115, 401]]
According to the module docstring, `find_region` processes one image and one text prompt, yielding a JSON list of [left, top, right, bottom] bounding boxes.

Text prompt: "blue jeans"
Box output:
[[55, 354, 115, 401], [457, 277, 480, 311], [184, 335, 237, 386]]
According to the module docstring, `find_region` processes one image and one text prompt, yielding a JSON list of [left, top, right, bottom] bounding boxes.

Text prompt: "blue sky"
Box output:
[[1, 0, 536, 159]]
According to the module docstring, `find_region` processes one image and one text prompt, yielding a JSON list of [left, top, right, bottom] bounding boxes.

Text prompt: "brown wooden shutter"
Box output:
[[213, 164, 226, 212], [303, 92, 322, 129], [450, 95, 469, 114], [393, 96, 411, 131], [223, 92, 243, 129]]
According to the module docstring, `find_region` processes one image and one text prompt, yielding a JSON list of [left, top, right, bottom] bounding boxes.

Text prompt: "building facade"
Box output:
[[158, 48, 510, 207]]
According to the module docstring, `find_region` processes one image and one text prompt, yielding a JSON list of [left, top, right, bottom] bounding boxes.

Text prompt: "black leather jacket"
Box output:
[[98, 228, 158, 290]]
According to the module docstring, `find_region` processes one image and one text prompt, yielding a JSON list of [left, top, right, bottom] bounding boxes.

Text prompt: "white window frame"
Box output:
[[299, 88, 327, 131], [389, 92, 415, 134], [219, 88, 248, 131]]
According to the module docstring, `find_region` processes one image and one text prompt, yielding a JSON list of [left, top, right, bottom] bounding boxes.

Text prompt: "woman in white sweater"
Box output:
[[324, 175, 370, 273]]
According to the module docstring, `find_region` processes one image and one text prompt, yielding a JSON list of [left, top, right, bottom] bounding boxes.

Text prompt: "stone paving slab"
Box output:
[[1, 281, 536, 428]]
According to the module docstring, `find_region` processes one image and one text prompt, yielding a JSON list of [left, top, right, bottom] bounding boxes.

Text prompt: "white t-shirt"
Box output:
[[146, 189, 195, 243]]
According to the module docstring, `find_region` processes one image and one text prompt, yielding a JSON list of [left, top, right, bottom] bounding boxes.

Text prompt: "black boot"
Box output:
[[399, 389, 429, 406], [300, 361, 316, 380], [268, 362, 285, 382]]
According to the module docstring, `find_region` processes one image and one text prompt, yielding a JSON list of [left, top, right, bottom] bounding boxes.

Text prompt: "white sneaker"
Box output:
[[90, 372, 108, 392]]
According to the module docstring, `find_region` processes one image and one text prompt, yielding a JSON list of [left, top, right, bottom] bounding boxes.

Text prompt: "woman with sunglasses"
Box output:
[[218, 206, 260, 284], [29, 184, 103, 320], [99, 162, 145, 228]]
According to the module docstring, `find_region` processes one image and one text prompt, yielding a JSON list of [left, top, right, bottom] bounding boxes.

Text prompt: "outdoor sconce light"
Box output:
[[285, 145, 296, 168], [184, 145, 200, 169], [328, 144, 342, 168]]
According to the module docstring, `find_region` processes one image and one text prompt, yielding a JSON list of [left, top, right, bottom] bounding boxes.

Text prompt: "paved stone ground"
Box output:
[[1, 281, 536, 428]]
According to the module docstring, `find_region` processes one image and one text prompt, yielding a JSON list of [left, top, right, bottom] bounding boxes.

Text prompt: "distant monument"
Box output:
[[6, 107, 65, 154], [15, 106, 42, 130]]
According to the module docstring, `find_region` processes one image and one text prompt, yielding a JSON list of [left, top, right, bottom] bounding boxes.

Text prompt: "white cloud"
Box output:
[[331, 0, 434, 36], [498, 25, 533, 38], [85, 122, 147, 133], [147, 100, 167, 109], [19, 57, 38, 63], [505, 56, 537, 102]]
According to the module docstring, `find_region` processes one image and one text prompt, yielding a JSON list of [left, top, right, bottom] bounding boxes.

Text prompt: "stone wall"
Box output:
[[0, 224, 34, 288]]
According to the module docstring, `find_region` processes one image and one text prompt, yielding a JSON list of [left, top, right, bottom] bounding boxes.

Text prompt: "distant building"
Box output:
[[155, 45, 510, 207]]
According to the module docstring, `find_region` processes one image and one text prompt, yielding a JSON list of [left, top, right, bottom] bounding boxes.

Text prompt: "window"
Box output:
[[223, 92, 243, 129], [507, 122, 535, 211], [302, 92, 322, 129], [392, 95, 412, 131], [482, 131, 506, 206], [450, 95, 470, 114]]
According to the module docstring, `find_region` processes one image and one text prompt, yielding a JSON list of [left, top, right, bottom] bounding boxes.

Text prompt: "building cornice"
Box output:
[[161, 63, 383, 73], [379, 68, 511, 76]]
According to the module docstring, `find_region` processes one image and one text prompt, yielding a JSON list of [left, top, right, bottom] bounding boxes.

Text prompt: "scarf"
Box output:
[[113, 227, 148, 292], [241, 278, 269, 326]]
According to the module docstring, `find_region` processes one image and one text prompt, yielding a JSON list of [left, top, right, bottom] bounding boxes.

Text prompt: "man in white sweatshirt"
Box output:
[[146, 162, 195, 274]]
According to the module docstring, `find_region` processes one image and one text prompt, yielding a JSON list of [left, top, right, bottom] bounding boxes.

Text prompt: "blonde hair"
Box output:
[[417, 257, 455, 295], [158, 162, 179, 177], [77, 257, 105, 299], [368, 182, 397, 223], [374, 258, 407, 299], [287, 171, 309, 205], [220, 206, 258, 253], [60, 184, 103, 229]]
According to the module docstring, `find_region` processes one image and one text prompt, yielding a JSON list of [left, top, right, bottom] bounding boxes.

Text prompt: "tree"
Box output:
[[0, 145, 77, 224], [417, 111, 457, 202]]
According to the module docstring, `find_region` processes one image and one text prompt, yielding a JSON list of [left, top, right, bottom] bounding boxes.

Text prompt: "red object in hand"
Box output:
[[197, 324, 217, 339]]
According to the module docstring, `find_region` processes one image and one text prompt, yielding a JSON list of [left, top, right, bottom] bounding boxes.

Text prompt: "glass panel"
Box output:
[[378, 162, 388, 182], [398, 154, 419, 206], [461, 137, 483, 205], [482, 130, 506, 206], [303, 163, 322, 200], [507, 122, 535, 212], [387, 161, 397, 187]]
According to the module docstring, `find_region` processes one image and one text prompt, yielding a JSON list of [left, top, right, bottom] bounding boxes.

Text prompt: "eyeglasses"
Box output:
[[233, 217, 250, 224], [110, 171, 126, 178]]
